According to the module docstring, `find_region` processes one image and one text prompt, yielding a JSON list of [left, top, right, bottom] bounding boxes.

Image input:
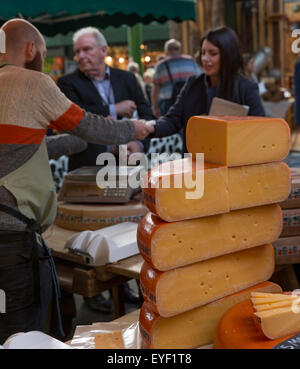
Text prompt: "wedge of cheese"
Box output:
[[253, 305, 300, 340], [137, 204, 282, 271], [140, 244, 275, 317], [139, 281, 282, 349], [214, 299, 297, 349], [186, 116, 290, 166], [250, 291, 300, 339], [142, 159, 290, 222], [94, 331, 125, 349]]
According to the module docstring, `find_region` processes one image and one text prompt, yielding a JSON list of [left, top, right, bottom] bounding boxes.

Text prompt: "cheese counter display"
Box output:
[[138, 116, 293, 349]]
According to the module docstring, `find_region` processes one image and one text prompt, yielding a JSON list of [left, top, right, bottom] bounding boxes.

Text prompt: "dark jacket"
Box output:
[[154, 73, 266, 153], [58, 67, 155, 171]]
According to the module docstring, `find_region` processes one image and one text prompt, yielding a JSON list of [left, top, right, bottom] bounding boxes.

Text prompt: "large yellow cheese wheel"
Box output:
[[55, 200, 148, 231]]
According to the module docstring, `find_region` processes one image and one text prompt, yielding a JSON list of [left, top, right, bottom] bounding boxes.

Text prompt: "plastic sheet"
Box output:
[[70, 321, 141, 349]]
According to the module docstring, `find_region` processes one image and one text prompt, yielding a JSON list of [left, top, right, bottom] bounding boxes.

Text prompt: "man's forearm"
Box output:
[[46, 134, 88, 160], [67, 111, 135, 145]]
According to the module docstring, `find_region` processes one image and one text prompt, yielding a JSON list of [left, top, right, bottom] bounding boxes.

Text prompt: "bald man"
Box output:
[[0, 19, 153, 344]]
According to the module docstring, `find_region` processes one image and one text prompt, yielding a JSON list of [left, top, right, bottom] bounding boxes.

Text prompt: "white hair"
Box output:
[[73, 27, 107, 48], [164, 38, 181, 55]]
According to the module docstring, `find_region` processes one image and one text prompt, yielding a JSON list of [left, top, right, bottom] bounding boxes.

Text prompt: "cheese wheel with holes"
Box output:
[[186, 116, 290, 166], [214, 299, 297, 349], [142, 159, 290, 222], [139, 282, 282, 349], [137, 204, 282, 271], [140, 244, 275, 317]]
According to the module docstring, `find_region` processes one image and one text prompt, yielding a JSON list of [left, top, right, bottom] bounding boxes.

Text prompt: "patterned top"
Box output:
[[0, 65, 135, 230], [153, 55, 201, 100]]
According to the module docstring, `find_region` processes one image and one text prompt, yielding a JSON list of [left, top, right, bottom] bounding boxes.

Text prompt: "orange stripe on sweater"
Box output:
[[0, 124, 47, 144], [49, 103, 84, 131]]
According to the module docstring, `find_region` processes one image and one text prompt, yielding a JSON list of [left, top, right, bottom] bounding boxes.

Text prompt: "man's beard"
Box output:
[[25, 51, 43, 72]]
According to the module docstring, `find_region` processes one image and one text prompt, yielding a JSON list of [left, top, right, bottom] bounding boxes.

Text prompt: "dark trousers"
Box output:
[[0, 235, 53, 345]]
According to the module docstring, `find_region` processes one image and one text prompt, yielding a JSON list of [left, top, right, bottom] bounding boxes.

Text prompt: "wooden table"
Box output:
[[43, 224, 143, 328]]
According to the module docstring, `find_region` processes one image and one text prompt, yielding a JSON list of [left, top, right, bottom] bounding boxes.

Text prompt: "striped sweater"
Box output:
[[0, 65, 135, 230]]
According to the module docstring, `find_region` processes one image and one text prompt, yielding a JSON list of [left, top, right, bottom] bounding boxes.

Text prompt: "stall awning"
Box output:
[[0, 0, 197, 36]]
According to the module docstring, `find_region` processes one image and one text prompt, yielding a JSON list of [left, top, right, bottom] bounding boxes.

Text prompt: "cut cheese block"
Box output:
[[228, 162, 290, 210], [253, 305, 300, 340], [280, 167, 300, 209], [140, 244, 275, 317], [214, 299, 298, 349], [94, 331, 125, 349], [137, 204, 282, 271], [142, 159, 290, 222], [139, 281, 282, 349], [55, 200, 147, 231], [142, 160, 229, 222], [186, 115, 290, 166]]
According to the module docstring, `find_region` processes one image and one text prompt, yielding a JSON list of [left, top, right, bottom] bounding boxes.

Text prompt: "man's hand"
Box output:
[[133, 120, 154, 140], [115, 100, 137, 118]]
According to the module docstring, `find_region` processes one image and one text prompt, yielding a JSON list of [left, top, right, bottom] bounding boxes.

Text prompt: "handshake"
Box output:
[[133, 119, 156, 140]]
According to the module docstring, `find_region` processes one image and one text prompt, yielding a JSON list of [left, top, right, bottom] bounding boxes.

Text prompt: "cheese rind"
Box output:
[[137, 204, 282, 271], [139, 282, 282, 349], [186, 116, 290, 166], [142, 160, 291, 222], [140, 244, 275, 317]]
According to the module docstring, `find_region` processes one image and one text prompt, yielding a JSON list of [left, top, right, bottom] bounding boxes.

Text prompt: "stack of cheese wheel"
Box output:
[[275, 168, 300, 265], [138, 116, 291, 349]]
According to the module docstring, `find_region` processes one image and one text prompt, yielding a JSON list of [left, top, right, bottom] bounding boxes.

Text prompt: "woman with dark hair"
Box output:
[[150, 26, 265, 154]]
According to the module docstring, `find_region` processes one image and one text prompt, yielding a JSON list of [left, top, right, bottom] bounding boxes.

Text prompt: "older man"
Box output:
[[58, 27, 155, 172], [0, 19, 151, 344]]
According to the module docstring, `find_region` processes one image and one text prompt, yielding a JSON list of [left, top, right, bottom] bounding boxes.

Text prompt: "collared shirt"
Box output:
[[91, 66, 117, 119], [91, 65, 142, 150]]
